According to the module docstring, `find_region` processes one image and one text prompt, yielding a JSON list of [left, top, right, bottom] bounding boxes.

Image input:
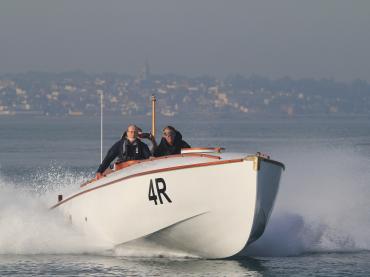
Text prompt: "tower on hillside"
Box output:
[[138, 59, 151, 82]]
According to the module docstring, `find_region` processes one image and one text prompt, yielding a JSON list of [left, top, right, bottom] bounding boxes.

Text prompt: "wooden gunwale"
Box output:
[[51, 158, 243, 210], [80, 153, 221, 188]]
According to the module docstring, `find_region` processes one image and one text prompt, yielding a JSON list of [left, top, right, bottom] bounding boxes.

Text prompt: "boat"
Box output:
[[50, 96, 285, 258], [51, 147, 284, 258]]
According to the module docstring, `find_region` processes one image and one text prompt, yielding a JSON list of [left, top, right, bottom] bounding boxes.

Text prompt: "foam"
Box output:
[[245, 147, 370, 256], [0, 167, 108, 254]]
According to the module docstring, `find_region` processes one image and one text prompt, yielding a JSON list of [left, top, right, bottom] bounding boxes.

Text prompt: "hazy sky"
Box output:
[[1, 1, 369, 81]]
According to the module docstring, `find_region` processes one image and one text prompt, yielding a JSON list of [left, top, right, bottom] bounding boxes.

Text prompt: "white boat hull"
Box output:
[[52, 153, 283, 258]]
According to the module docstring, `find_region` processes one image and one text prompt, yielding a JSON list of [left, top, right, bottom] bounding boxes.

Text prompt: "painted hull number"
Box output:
[[148, 178, 172, 205]]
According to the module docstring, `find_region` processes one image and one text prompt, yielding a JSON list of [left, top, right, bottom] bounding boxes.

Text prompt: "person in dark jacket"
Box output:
[[153, 126, 190, 157], [96, 124, 151, 179]]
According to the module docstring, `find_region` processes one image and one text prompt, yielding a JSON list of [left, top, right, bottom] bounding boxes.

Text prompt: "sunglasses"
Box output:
[[163, 132, 174, 137]]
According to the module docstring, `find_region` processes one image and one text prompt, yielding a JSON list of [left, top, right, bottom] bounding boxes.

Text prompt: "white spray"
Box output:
[[0, 166, 108, 254], [245, 146, 370, 256]]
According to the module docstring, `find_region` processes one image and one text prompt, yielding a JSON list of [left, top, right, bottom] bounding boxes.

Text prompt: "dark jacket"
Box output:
[[97, 138, 151, 173], [153, 131, 190, 157]]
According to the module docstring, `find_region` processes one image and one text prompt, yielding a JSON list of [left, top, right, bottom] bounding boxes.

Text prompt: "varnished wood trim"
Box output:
[[52, 158, 243, 209], [245, 156, 261, 171], [81, 153, 221, 188], [150, 153, 221, 161], [245, 155, 285, 171], [115, 160, 141, 170], [181, 147, 225, 153], [114, 154, 221, 171]]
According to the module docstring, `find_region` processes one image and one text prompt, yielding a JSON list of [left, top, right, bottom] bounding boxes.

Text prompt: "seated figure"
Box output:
[[96, 124, 151, 179], [153, 126, 190, 157]]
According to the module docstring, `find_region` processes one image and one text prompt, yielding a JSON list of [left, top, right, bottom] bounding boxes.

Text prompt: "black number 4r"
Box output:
[[148, 178, 172, 205]]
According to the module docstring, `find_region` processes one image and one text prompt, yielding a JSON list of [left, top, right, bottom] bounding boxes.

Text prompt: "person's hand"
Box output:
[[96, 172, 103, 180]]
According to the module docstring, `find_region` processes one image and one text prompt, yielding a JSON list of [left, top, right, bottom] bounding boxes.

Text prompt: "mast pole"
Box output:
[[151, 95, 156, 139], [100, 91, 104, 163]]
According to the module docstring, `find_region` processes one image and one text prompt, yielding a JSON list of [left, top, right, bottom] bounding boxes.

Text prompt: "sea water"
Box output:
[[0, 115, 369, 276]]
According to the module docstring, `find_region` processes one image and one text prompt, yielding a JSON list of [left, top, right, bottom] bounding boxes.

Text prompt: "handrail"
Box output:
[[181, 147, 225, 154]]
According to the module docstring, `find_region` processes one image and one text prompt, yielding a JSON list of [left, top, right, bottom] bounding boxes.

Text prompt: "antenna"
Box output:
[[151, 95, 156, 139], [100, 91, 104, 163]]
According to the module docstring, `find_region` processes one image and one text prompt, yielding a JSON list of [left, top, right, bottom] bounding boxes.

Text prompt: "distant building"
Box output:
[[136, 60, 151, 83]]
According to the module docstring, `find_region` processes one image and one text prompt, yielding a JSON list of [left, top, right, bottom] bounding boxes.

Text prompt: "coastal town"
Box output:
[[1, 65, 369, 117]]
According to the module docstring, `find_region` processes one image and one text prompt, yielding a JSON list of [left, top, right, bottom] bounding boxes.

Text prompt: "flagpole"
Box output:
[[151, 95, 156, 139], [100, 91, 103, 163]]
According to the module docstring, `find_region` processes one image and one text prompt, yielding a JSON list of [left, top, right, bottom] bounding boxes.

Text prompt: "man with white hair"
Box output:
[[96, 124, 151, 179]]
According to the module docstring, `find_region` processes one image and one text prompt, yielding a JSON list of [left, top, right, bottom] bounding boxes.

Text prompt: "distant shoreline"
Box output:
[[1, 113, 369, 121]]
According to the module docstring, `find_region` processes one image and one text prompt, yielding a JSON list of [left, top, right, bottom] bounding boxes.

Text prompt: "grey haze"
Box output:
[[0, 0, 369, 81]]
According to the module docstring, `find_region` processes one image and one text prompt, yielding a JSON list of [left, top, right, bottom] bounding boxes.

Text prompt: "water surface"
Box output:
[[0, 115, 369, 276]]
